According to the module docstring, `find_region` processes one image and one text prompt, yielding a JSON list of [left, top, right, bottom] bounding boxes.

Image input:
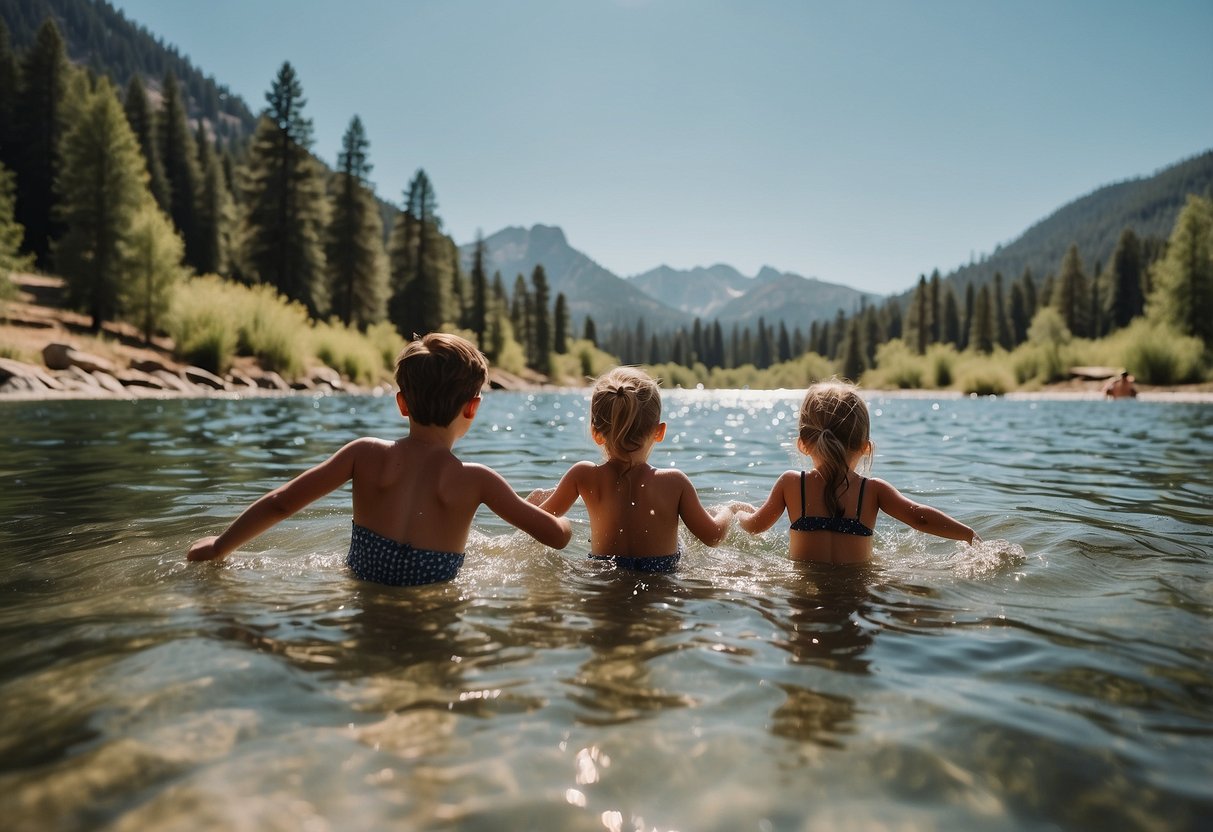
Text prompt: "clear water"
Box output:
[[0, 391, 1210, 831]]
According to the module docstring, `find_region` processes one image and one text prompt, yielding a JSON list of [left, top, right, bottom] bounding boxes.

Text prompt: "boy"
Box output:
[[187, 333, 572, 585]]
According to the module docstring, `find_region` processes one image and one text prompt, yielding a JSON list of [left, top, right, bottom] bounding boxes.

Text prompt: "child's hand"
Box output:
[[187, 536, 222, 562], [527, 488, 554, 505], [729, 501, 757, 516]]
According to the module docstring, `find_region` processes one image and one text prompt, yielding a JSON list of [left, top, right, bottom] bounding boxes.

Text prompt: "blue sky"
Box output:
[[113, 0, 1212, 295]]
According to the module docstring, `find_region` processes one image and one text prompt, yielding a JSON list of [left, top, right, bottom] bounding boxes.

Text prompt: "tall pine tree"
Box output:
[[194, 124, 232, 275], [388, 168, 446, 336], [1052, 244, 1089, 337], [55, 79, 149, 332], [239, 62, 328, 314], [120, 203, 184, 343], [123, 75, 169, 212], [326, 115, 387, 327], [468, 231, 489, 346], [1148, 195, 1213, 346], [157, 72, 202, 270], [14, 19, 68, 265], [530, 264, 552, 374], [1105, 227, 1144, 330]]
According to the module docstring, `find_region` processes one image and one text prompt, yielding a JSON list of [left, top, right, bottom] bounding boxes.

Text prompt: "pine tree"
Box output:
[[582, 314, 597, 346], [841, 318, 865, 382], [326, 115, 387, 327], [240, 63, 328, 314], [553, 292, 569, 354], [777, 321, 792, 363], [14, 19, 68, 266], [968, 284, 994, 354], [123, 75, 169, 212], [158, 72, 202, 269], [0, 21, 24, 177], [942, 285, 960, 346], [120, 203, 184, 343], [906, 275, 930, 353], [511, 273, 531, 357], [881, 298, 902, 341], [755, 317, 773, 368], [0, 162, 32, 302], [862, 305, 882, 366], [928, 270, 942, 343], [55, 78, 149, 332], [530, 264, 552, 374], [993, 272, 1012, 349], [195, 127, 234, 276], [1148, 195, 1213, 346], [1052, 244, 1089, 337], [1009, 282, 1029, 345], [830, 309, 847, 358], [388, 168, 446, 335], [469, 231, 489, 346], [1021, 268, 1037, 319], [1105, 227, 1144, 330], [486, 271, 509, 361], [960, 282, 975, 350], [711, 320, 725, 368]]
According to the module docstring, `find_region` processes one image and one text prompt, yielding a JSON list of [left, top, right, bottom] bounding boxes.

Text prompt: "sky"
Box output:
[[111, 0, 1212, 295]]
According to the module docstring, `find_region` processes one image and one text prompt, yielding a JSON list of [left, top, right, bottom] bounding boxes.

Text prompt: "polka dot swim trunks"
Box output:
[[347, 523, 464, 586]]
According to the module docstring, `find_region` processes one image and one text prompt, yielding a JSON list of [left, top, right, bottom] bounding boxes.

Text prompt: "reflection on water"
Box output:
[[1, 392, 1211, 830]]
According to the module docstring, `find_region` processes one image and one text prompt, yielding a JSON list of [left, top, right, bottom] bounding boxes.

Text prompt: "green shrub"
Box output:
[[365, 321, 406, 372], [236, 283, 308, 376], [926, 344, 958, 388], [311, 320, 385, 386], [1116, 319, 1205, 384], [169, 277, 239, 374], [866, 339, 926, 389], [954, 354, 1014, 395]]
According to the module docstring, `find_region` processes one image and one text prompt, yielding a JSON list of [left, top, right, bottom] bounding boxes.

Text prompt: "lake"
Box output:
[[1, 390, 1210, 831]]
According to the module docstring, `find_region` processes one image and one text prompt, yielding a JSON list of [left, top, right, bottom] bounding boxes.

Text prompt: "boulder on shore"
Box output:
[[42, 342, 114, 374]]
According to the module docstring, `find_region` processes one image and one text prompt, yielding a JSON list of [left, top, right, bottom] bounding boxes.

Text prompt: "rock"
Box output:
[[153, 369, 196, 393], [91, 371, 128, 394], [183, 365, 228, 390], [0, 357, 65, 390], [131, 357, 173, 374], [309, 366, 344, 390], [116, 368, 166, 389], [291, 377, 317, 391], [66, 365, 101, 388], [252, 370, 291, 391], [0, 375, 48, 394], [42, 342, 114, 374], [226, 369, 258, 389]]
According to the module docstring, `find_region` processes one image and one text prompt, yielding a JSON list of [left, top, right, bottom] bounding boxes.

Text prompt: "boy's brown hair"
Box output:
[[395, 333, 488, 426]]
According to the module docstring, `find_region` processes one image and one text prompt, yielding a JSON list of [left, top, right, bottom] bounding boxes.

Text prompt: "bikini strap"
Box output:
[[799, 470, 806, 518], [855, 477, 867, 518]]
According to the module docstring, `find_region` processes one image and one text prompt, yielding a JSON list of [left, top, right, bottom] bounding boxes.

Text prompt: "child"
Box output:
[[736, 380, 979, 565], [528, 366, 739, 573], [187, 333, 572, 585]]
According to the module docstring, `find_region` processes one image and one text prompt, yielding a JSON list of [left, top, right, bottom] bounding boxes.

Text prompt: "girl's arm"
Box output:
[[528, 462, 591, 517], [871, 478, 980, 544], [476, 465, 573, 549], [187, 440, 362, 562], [736, 472, 794, 534], [675, 472, 734, 547]]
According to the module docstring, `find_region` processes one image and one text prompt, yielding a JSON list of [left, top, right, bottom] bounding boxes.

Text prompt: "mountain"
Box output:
[[714, 267, 878, 327], [632, 264, 878, 326], [2, 0, 256, 141], [628, 264, 753, 319], [934, 149, 1213, 296], [460, 225, 691, 332]]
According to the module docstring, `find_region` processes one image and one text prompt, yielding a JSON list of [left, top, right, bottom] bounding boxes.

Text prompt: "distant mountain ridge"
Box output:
[[461, 226, 691, 332], [630, 263, 878, 324], [934, 149, 1213, 296]]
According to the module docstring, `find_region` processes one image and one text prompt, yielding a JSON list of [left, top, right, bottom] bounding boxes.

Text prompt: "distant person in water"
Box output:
[[187, 333, 572, 585], [1102, 370, 1138, 399], [528, 366, 744, 573], [736, 380, 979, 566]]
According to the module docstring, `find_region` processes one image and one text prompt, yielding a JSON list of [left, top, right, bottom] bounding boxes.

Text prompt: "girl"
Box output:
[[529, 367, 739, 573], [737, 380, 979, 565]]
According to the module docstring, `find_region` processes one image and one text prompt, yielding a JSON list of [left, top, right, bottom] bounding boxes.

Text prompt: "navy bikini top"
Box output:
[[790, 471, 874, 536]]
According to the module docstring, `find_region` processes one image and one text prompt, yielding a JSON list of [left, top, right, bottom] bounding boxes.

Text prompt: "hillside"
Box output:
[[1, 0, 255, 141], [934, 149, 1213, 296]]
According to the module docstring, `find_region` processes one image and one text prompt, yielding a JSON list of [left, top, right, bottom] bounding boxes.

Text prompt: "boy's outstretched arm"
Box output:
[[478, 465, 573, 549], [736, 472, 794, 534], [872, 478, 979, 544], [187, 441, 360, 562]]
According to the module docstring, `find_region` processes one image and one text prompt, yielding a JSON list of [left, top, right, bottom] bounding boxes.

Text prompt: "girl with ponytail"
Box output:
[[529, 367, 740, 573], [737, 380, 979, 565]]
